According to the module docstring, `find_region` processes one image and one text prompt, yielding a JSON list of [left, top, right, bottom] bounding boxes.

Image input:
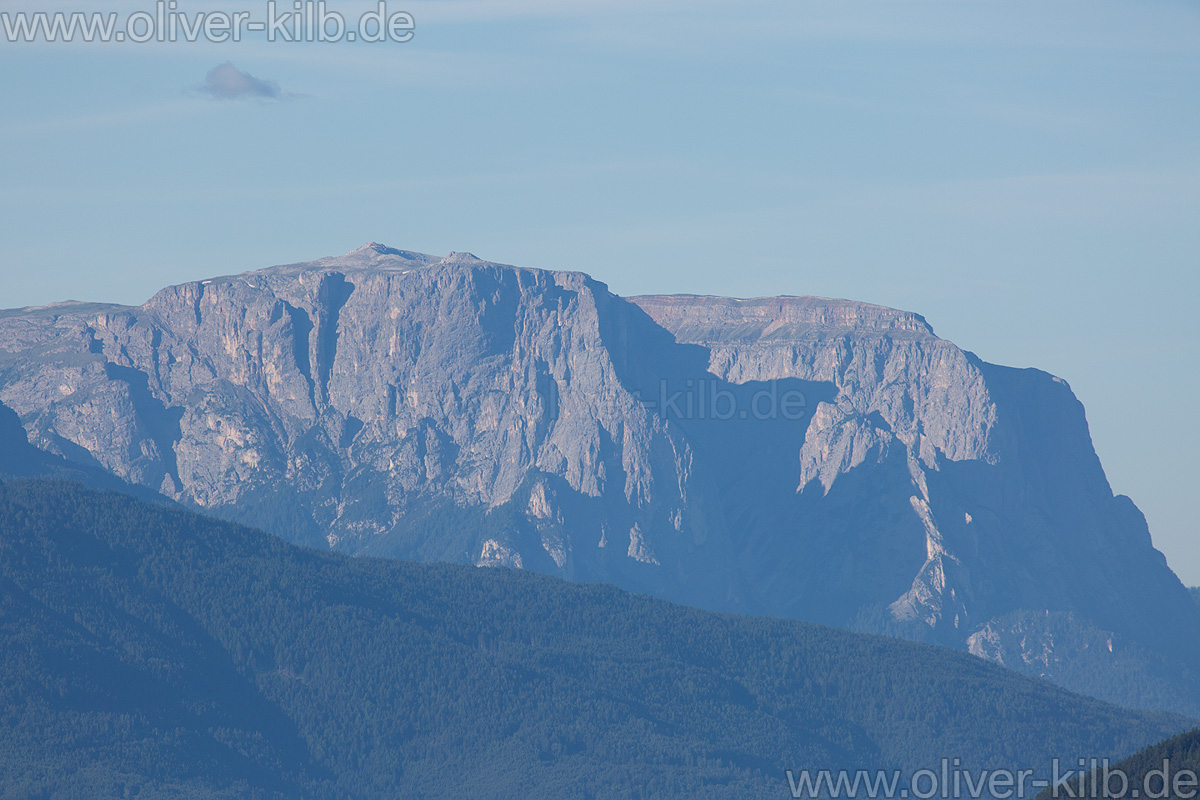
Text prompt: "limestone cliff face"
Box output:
[[632, 293, 1200, 714], [0, 245, 715, 597], [1, 244, 1196, 714], [630, 296, 1130, 626]]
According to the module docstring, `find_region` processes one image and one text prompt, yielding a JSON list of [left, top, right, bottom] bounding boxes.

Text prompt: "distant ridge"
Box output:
[[632, 292, 937, 341]]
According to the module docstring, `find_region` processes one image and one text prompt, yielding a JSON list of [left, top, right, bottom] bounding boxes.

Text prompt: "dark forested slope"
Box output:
[[1036, 728, 1200, 800], [0, 479, 1189, 799]]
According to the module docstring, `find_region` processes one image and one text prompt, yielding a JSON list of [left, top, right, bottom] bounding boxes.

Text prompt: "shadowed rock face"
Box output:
[[1, 243, 1197, 715]]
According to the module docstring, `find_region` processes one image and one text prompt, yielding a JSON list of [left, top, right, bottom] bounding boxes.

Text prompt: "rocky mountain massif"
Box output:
[[1, 243, 1196, 716]]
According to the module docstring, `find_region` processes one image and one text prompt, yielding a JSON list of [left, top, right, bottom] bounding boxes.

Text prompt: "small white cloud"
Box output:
[[195, 62, 286, 101]]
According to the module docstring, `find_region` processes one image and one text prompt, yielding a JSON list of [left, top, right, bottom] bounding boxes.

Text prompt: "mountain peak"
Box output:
[[441, 251, 483, 264], [350, 241, 404, 257], [285, 243, 439, 272]]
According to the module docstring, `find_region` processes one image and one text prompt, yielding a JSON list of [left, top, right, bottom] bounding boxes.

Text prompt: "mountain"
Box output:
[[0, 478, 1191, 799], [1, 244, 1196, 715], [1035, 728, 1200, 800], [0, 391, 176, 505]]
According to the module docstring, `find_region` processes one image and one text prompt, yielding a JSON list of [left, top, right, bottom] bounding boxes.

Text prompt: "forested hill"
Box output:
[[1036, 728, 1200, 800], [0, 479, 1190, 800]]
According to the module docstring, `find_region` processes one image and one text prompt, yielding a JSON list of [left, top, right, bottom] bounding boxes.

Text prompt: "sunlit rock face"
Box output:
[[2, 243, 1197, 714]]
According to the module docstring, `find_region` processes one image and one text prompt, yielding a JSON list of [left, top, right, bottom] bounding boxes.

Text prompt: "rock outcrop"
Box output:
[[2, 243, 1196, 715]]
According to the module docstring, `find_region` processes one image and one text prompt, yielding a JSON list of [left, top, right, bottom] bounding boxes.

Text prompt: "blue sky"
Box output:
[[2, 0, 1198, 582]]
